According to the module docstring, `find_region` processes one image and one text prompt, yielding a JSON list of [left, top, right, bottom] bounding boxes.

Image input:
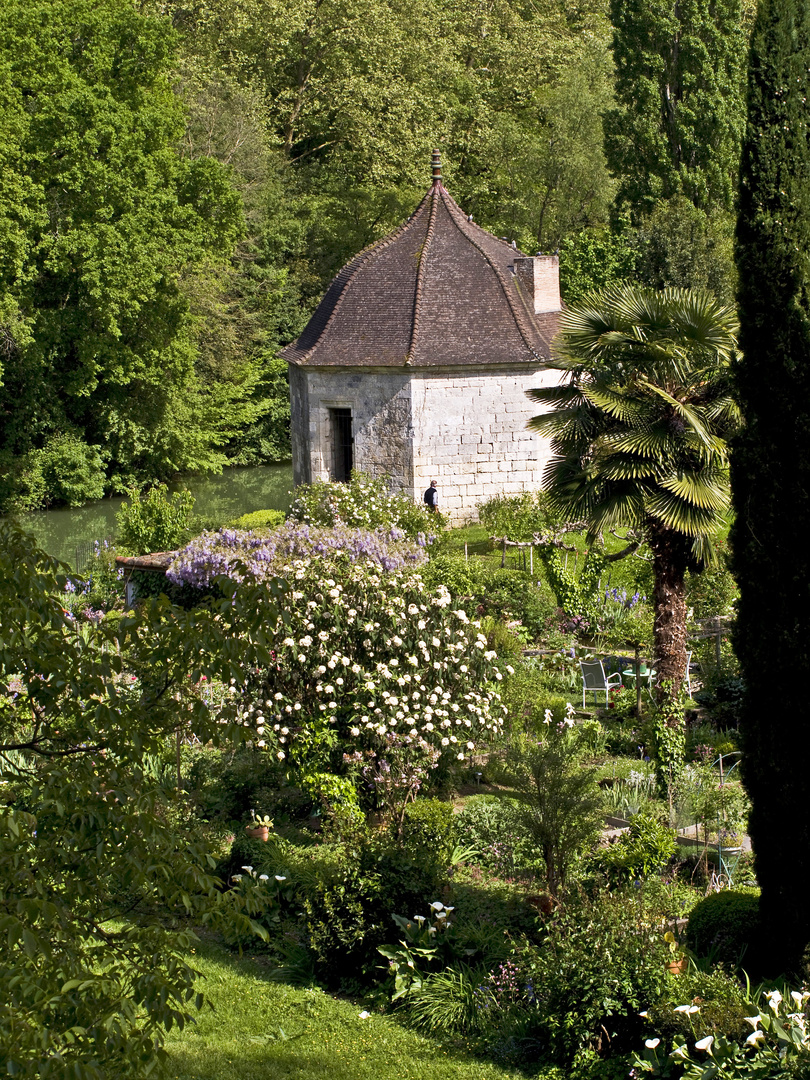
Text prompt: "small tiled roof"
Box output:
[[115, 552, 175, 573], [280, 161, 559, 368]]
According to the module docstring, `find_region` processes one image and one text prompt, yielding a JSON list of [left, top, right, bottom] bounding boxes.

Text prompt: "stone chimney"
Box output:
[[514, 255, 561, 314]]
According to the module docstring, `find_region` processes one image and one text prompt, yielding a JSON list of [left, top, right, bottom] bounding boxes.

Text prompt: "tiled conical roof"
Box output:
[[280, 157, 559, 368]]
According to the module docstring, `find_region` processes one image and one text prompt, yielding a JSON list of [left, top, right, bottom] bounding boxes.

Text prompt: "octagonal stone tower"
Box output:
[[280, 152, 562, 523]]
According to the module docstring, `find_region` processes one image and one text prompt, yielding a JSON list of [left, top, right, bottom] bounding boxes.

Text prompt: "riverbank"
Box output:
[[8, 463, 293, 568]]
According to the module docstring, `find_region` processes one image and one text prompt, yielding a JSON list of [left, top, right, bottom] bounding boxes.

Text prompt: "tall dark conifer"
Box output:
[[732, 0, 810, 975]]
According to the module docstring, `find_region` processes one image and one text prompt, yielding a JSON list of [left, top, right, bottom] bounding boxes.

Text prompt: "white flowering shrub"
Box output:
[[288, 471, 444, 538], [169, 527, 508, 796], [250, 559, 506, 772]]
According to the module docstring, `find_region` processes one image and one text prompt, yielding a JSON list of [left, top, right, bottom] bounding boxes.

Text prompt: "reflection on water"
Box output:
[[12, 463, 294, 568]]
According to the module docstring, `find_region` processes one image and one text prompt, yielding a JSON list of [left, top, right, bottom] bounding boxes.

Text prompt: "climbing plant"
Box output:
[[540, 546, 607, 627]]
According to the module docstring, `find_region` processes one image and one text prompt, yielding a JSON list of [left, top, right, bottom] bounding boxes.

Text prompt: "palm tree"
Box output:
[[528, 285, 741, 692]]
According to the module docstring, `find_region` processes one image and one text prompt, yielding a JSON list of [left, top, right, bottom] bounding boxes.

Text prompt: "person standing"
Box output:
[[423, 480, 439, 511]]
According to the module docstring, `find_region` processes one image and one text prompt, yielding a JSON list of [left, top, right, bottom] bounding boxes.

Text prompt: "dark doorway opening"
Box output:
[[330, 408, 353, 482]]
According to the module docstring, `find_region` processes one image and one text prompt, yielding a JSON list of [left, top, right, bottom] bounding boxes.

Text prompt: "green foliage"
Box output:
[[419, 555, 476, 599], [686, 891, 762, 970], [522, 889, 671, 1063], [0, 433, 108, 511], [505, 724, 604, 897], [633, 987, 810, 1079], [0, 520, 288, 1077], [289, 471, 441, 539], [0, 0, 248, 490], [645, 966, 752, 1047], [604, 0, 746, 218], [404, 966, 490, 1035], [559, 228, 639, 306], [478, 492, 560, 542], [601, 807, 678, 881], [401, 798, 457, 867], [636, 196, 737, 299], [468, 565, 558, 643], [226, 508, 286, 530], [686, 540, 738, 621], [499, 662, 573, 736], [649, 684, 689, 796], [378, 902, 468, 1000], [299, 834, 453, 984], [540, 546, 606, 626], [117, 484, 196, 555]]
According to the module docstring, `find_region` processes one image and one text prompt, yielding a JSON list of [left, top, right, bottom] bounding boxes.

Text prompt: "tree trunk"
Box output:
[[647, 521, 690, 694]]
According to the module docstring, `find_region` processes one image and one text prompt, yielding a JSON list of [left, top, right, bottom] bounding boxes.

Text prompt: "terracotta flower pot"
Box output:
[[245, 825, 270, 842], [666, 956, 687, 975]]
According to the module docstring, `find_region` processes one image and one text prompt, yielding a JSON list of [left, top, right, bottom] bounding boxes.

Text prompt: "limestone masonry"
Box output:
[[281, 153, 562, 523]]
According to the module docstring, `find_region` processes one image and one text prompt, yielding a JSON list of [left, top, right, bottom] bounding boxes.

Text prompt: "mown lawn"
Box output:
[[165, 941, 532, 1080]]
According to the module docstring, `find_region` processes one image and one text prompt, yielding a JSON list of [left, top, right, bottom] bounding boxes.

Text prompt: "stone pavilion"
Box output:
[[280, 152, 563, 523]]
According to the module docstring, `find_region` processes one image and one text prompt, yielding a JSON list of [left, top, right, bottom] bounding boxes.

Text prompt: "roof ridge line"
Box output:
[[440, 192, 542, 360], [293, 189, 435, 363], [405, 185, 441, 365]]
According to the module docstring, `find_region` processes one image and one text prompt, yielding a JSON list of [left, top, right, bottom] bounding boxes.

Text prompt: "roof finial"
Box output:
[[431, 149, 442, 185]]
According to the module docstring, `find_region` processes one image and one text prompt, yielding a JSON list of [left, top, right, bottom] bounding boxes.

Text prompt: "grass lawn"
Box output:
[[164, 940, 530, 1080]]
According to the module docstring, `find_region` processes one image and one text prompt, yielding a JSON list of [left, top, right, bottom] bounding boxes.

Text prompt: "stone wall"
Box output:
[[291, 367, 413, 492], [288, 363, 559, 523], [410, 365, 559, 522]]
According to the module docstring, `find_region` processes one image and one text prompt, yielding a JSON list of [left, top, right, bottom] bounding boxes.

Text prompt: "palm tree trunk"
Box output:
[[647, 521, 690, 694]]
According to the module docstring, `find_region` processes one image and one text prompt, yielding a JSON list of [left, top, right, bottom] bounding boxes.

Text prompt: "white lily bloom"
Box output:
[[694, 1036, 714, 1052], [645, 1039, 660, 1049], [745, 1031, 765, 1046]]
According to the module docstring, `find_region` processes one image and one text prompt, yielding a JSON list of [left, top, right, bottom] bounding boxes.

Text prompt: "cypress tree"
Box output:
[[732, 0, 810, 975], [605, 0, 747, 219]]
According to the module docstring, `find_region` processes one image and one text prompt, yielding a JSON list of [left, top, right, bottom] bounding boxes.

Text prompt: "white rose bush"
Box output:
[[168, 523, 507, 811]]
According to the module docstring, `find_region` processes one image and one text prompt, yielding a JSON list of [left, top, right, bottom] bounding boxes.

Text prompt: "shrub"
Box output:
[[419, 554, 476, 598], [1, 433, 107, 510], [478, 491, 559, 540], [520, 889, 671, 1063], [455, 795, 533, 877], [466, 564, 558, 641], [401, 798, 457, 871], [226, 508, 286, 530], [117, 484, 196, 555], [289, 470, 443, 539], [645, 966, 751, 1047], [600, 807, 678, 882], [171, 535, 507, 806], [686, 890, 761, 969], [505, 722, 604, 897]]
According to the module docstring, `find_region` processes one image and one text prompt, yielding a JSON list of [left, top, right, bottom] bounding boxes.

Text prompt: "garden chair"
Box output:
[[580, 659, 622, 708]]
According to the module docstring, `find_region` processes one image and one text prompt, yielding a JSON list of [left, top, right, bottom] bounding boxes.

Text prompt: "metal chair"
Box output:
[[580, 659, 622, 708]]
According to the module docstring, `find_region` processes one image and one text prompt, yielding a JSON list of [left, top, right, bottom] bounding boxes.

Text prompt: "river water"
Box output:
[[11, 463, 294, 568]]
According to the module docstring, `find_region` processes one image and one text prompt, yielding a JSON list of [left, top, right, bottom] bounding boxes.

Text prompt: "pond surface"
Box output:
[[12, 463, 294, 568]]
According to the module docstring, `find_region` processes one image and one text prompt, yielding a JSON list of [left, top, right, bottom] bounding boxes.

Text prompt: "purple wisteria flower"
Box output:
[[168, 521, 428, 590]]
